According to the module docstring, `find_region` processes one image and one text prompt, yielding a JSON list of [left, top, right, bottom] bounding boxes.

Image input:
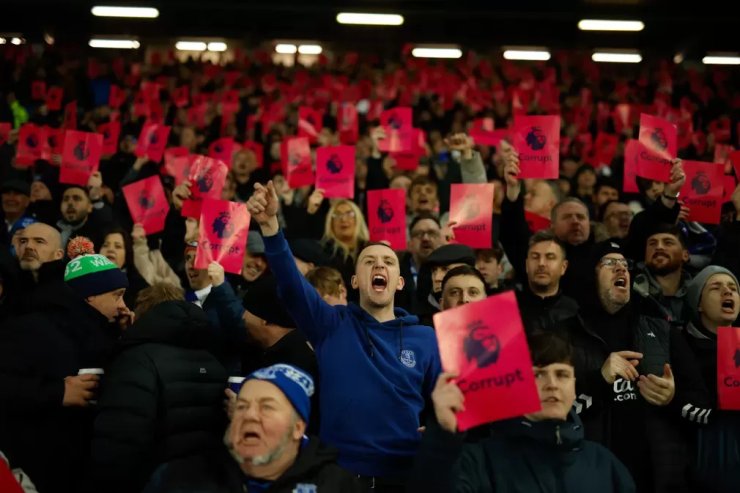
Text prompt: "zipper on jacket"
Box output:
[[555, 425, 562, 445]]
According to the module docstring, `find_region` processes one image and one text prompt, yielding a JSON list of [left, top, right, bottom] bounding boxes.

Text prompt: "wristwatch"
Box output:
[[662, 191, 679, 200]]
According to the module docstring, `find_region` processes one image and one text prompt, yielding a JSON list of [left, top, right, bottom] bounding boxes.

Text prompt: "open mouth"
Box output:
[[613, 277, 628, 288], [242, 430, 261, 442], [372, 274, 388, 292], [721, 299, 736, 312]]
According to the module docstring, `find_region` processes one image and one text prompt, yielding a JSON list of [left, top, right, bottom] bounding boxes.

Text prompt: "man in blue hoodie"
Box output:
[[247, 181, 442, 492]]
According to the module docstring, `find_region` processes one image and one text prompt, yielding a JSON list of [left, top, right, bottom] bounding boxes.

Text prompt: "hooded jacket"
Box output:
[[142, 437, 364, 493], [86, 301, 228, 493], [633, 266, 692, 330], [263, 230, 442, 479], [408, 411, 635, 493]]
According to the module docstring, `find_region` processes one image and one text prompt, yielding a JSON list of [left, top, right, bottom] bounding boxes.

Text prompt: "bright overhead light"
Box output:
[[275, 44, 297, 54], [592, 51, 642, 63], [0, 38, 5, 45], [702, 54, 740, 65], [336, 12, 404, 26], [91, 6, 159, 18], [89, 38, 140, 49], [503, 49, 550, 61], [10, 37, 23, 45], [176, 41, 207, 51], [207, 42, 227, 52], [412, 47, 463, 59], [578, 19, 644, 31], [298, 44, 322, 55], [673, 53, 684, 64]]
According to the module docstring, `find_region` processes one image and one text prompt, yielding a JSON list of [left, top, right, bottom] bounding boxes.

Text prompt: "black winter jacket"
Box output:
[[142, 438, 364, 493], [0, 285, 119, 493], [408, 411, 635, 493], [87, 301, 228, 493], [515, 287, 579, 335]]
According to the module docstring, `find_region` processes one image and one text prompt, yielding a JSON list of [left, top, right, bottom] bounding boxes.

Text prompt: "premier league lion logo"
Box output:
[[326, 154, 343, 174], [138, 190, 155, 210], [463, 320, 501, 368], [387, 113, 403, 130], [525, 126, 546, 151], [212, 211, 235, 239], [650, 128, 668, 151], [73, 141, 89, 161], [377, 199, 394, 224], [26, 134, 39, 149], [691, 171, 711, 195], [196, 171, 214, 193]]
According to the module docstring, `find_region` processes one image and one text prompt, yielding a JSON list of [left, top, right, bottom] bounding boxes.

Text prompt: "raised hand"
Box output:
[[432, 372, 465, 433], [247, 181, 280, 235]]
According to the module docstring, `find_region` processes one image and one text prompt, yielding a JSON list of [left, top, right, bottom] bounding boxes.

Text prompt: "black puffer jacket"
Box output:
[[0, 283, 119, 493], [142, 438, 364, 493], [87, 301, 228, 493]]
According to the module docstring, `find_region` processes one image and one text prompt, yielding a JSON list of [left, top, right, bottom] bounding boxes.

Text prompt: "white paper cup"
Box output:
[[78, 368, 104, 404], [228, 376, 245, 394]]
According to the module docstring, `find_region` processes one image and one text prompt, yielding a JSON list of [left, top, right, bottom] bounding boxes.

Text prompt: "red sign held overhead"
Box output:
[[718, 327, 740, 411], [181, 155, 229, 218], [623, 139, 640, 194], [0, 123, 10, 147], [678, 160, 725, 224], [449, 183, 494, 249], [315, 146, 355, 199], [636, 114, 677, 182], [31, 81, 46, 101], [512, 115, 560, 179], [109, 85, 126, 109], [337, 103, 359, 145], [122, 176, 170, 235], [433, 291, 540, 431], [367, 189, 407, 251], [298, 107, 323, 143], [208, 137, 236, 168], [45, 86, 64, 111], [135, 124, 171, 163], [60, 131, 104, 186], [281, 137, 314, 189], [97, 122, 121, 155], [16, 124, 46, 167], [194, 198, 251, 275]]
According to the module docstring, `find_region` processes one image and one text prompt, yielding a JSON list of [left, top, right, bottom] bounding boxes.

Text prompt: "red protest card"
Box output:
[[281, 137, 314, 189], [97, 121, 121, 155], [723, 175, 738, 203], [41, 126, 63, 161], [591, 132, 619, 168], [45, 86, 63, 111], [367, 189, 407, 251], [512, 115, 560, 179], [16, 124, 46, 167], [623, 139, 640, 194], [242, 141, 264, 168], [679, 160, 725, 224], [298, 107, 323, 143], [730, 151, 740, 181], [31, 81, 46, 100], [338, 103, 359, 144], [433, 291, 541, 431], [122, 176, 169, 235], [63, 101, 77, 130], [316, 146, 355, 199], [378, 126, 416, 153], [449, 183, 494, 249], [60, 131, 103, 186], [380, 106, 412, 130], [636, 114, 677, 182], [524, 211, 551, 233], [469, 118, 501, 146], [208, 137, 235, 168], [109, 85, 126, 109], [182, 155, 229, 218], [0, 122, 10, 147], [195, 198, 251, 275], [718, 327, 740, 410], [172, 86, 189, 108], [135, 123, 171, 163], [163, 147, 191, 185], [221, 90, 240, 114]]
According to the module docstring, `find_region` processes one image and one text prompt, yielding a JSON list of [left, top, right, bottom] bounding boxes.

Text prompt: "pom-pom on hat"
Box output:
[[64, 254, 129, 298]]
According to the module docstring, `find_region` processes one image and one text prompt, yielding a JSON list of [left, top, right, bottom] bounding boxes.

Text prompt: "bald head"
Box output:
[[16, 223, 64, 273]]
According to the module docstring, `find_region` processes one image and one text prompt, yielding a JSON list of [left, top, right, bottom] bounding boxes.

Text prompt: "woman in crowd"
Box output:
[[321, 199, 369, 297]]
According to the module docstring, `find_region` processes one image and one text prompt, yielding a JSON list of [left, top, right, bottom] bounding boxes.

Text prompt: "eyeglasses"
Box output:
[[599, 258, 631, 270], [411, 229, 441, 239], [332, 211, 356, 220]]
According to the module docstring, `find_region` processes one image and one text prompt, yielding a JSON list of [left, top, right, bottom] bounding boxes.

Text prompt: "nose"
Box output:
[[541, 373, 558, 389], [537, 257, 547, 267]]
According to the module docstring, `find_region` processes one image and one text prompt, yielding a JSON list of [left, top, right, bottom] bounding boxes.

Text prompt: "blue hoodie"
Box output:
[[263, 230, 442, 479]]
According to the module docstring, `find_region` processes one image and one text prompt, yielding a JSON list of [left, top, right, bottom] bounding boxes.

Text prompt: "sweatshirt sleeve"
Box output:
[[460, 151, 487, 184], [498, 192, 531, 286], [263, 229, 342, 347]]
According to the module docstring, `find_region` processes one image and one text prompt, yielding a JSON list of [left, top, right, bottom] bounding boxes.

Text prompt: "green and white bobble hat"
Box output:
[[64, 254, 129, 298]]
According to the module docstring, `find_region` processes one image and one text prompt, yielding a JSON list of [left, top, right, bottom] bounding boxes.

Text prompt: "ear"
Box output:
[[396, 275, 405, 291], [350, 275, 358, 290], [53, 249, 64, 260], [682, 250, 690, 263], [293, 418, 307, 440], [561, 259, 569, 275]]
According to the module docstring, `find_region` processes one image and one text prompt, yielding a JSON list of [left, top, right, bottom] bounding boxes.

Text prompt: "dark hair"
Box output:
[[408, 176, 438, 198], [409, 212, 441, 233], [594, 178, 619, 197], [550, 197, 589, 223], [598, 199, 626, 222], [476, 245, 504, 263], [441, 265, 486, 294], [647, 223, 688, 249], [529, 332, 573, 367], [97, 225, 134, 269], [528, 230, 568, 259]]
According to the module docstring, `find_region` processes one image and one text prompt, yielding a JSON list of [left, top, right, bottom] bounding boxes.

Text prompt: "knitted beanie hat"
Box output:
[[686, 265, 739, 322], [244, 364, 315, 423], [64, 254, 129, 298]]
